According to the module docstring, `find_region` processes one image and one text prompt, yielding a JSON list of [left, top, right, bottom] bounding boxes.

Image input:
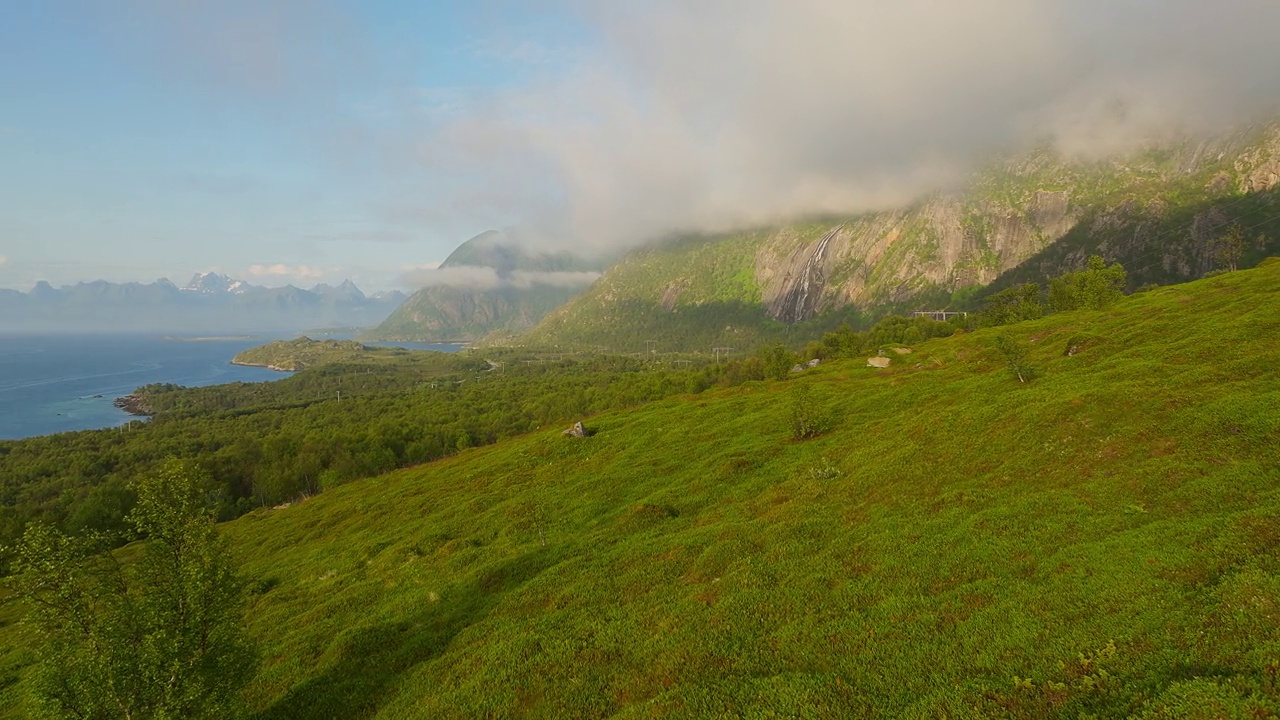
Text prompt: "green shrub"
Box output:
[[994, 334, 1036, 383], [1049, 256, 1127, 311], [789, 384, 836, 440]]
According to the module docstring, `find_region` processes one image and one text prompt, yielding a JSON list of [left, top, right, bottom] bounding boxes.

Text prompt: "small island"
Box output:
[[230, 336, 407, 372]]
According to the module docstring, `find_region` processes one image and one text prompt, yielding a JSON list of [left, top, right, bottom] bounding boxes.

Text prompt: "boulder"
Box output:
[[562, 421, 589, 438], [867, 357, 891, 369], [790, 364, 806, 374], [806, 358, 821, 368], [892, 347, 913, 355]]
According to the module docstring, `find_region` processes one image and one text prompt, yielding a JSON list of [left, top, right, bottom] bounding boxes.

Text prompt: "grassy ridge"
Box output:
[[230, 337, 403, 371], [6, 261, 1280, 717]]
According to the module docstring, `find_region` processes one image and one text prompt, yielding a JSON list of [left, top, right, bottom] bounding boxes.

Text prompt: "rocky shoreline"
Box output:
[[229, 360, 295, 372], [113, 394, 154, 417]]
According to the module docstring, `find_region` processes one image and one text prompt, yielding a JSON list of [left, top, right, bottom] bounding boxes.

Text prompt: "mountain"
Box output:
[[370, 289, 407, 304], [0, 275, 401, 334], [523, 123, 1280, 351], [310, 279, 366, 302], [366, 230, 607, 342], [13, 260, 1277, 717]]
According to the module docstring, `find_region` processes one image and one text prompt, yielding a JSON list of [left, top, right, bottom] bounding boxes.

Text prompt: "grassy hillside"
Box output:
[[522, 228, 865, 352], [6, 261, 1280, 717]]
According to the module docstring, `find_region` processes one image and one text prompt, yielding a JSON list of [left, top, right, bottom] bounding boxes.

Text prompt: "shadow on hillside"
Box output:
[[251, 546, 561, 720], [537, 298, 872, 352], [982, 186, 1280, 297]]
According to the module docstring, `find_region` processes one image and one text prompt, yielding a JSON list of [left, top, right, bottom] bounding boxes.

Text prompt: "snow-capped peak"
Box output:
[[182, 271, 233, 294]]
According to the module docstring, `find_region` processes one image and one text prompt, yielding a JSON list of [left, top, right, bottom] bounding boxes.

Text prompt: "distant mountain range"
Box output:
[[0, 272, 407, 334]]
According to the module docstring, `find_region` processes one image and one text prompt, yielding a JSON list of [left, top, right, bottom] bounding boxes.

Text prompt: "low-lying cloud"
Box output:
[[406, 0, 1280, 252], [0, 255, 9, 267], [96, 1, 1280, 259], [247, 263, 325, 279], [399, 265, 600, 291]]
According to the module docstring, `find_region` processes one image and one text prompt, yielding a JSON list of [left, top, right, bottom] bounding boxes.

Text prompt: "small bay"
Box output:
[[0, 334, 465, 440]]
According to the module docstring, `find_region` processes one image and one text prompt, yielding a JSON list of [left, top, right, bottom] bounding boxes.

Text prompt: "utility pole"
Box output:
[[713, 346, 733, 363]]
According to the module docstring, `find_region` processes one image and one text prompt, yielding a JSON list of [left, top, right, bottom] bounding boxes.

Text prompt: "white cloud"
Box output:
[[509, 270, 600, 289], [404, 0, 1280, 253], [399, 265, 599, 291], [247, 263, 325, 279], [401, 265, 500, 290]]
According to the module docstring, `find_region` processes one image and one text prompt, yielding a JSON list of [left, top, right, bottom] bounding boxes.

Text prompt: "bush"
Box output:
[[789, 384, 836, 440], [980, 283, 1045, 327], [994, 335, 1036, 383], [1049, 256, 1127, 311]]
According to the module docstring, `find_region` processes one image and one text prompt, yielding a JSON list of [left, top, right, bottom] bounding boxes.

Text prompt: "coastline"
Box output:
[[229, 359, 295, 372], [112, 394, 153, 416]]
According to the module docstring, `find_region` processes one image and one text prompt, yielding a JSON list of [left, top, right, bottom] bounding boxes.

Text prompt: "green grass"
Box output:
[[6, 262, 1280, 718], [230, 337, 412, 371]]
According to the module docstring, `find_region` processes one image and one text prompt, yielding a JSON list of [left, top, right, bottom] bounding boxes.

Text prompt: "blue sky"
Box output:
[[3, 1, 1279, 293], [0, 1, 584, 291]]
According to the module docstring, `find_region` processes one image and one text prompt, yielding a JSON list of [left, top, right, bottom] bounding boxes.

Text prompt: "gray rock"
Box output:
[[563, 421, 588, 438], [867, 357, 891, 369]]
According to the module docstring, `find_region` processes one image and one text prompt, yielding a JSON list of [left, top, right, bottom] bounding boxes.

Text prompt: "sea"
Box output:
[[0, 334, 462, 441]]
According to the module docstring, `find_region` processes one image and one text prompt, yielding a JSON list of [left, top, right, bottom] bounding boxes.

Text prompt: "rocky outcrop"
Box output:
[[765, 224, 843, 323], [757, 189, 1079, 322], [1234, 125, 1280, 195], [113, 394, 153, 416]]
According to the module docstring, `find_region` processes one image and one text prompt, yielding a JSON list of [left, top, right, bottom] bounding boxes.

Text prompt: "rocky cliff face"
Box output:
[[524, 122, 1280, 350], [755, 188, 1079, 322]]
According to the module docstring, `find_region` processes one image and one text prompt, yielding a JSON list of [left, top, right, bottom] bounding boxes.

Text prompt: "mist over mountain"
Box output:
[[367, 230, 608, 342], [0, 272, 401, 335], [399, 1, 1280, 257]]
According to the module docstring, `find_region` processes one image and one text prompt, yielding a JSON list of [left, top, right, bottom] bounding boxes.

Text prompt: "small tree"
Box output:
[[1214, 222, 1245, 272], [994, 334, 1035, 383], [1048, 256, 1126, 312], [758, 343, 799, 381], [980, 283, 1045, 327], [789, 384, 835, 440], [13, 460, 256, 719]]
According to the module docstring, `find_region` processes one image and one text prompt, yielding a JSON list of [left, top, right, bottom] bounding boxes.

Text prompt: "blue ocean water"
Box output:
[[0, 335, 292, 440], [0, 335, 464, 440]]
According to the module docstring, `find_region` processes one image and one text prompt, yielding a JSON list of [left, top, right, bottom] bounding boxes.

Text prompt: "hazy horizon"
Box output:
[[5, 1, 1280, 291]]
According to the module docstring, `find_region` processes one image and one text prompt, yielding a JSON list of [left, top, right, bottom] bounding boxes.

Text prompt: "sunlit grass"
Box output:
[[4, 260, 1280, 718]]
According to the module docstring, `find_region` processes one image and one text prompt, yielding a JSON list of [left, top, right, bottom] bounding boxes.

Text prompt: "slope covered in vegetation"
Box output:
[[525, 124, 1280, 352], [230, 337, 402, 371], [5, 261, 1280, 718]]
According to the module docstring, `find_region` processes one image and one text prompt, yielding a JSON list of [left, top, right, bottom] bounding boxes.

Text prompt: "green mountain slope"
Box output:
[[10, 261, 1277, 717], [368, 231, 606, 342], [524, 124, 1280, 351]]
